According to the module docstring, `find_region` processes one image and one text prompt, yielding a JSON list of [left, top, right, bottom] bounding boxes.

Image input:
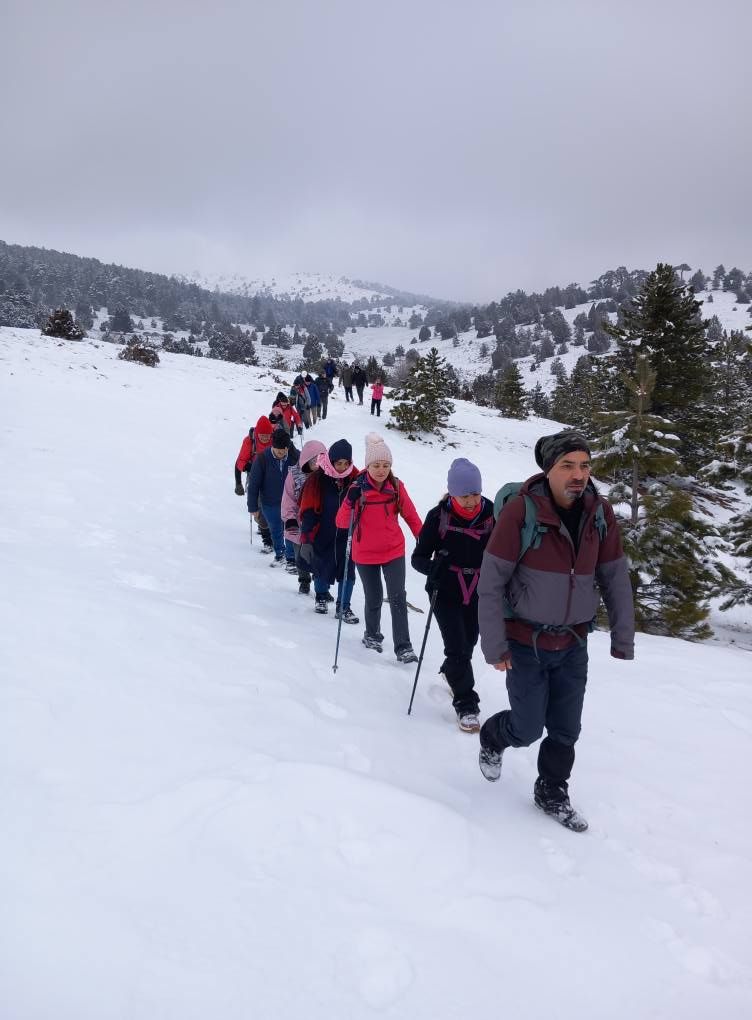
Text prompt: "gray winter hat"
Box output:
[[534, 430, 591, 473]]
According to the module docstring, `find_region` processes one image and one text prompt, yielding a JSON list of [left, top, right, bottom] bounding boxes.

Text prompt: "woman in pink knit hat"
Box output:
[[335, 432, 423, 662]]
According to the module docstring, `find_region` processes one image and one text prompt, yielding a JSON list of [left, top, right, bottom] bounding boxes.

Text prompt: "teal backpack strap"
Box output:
[[517, 494, 548, 564], [594, 502, 608, 541]]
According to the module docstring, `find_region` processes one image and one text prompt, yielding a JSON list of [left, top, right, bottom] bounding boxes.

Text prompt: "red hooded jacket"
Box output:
[[235, 415, 273, 472]]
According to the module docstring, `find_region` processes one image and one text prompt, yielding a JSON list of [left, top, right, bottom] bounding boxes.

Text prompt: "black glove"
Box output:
[[234, 483, 245, 496], [297, 427, 303, 437], [284, 519, 298, 532], [345, 483, 362, 508], [300, 543, 314, 564], [428, 550, 450, 589]]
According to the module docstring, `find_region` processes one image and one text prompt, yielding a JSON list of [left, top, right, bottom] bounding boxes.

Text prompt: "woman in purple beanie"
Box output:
[[411, 458, 494, 732]]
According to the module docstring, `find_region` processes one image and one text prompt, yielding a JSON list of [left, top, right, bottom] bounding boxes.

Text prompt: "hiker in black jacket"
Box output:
[[412, 458, 494, 732]]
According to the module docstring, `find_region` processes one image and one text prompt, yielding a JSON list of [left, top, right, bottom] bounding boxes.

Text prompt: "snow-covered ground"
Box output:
[[2, 327, 751, 1020]]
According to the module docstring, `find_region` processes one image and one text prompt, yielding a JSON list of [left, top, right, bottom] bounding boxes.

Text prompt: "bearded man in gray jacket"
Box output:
[[477, 430, 635, 831]]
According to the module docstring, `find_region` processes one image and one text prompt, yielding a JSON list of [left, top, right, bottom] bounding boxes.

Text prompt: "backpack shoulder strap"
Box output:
[[438, 504, 450, 539], [594, 500, 608, 541]]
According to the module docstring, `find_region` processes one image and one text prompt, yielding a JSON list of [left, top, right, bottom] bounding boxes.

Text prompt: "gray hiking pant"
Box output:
[[356, 556, 412, 654]]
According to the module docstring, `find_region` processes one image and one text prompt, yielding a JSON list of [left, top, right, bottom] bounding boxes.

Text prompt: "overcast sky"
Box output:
[[1, 0, 750, 302]]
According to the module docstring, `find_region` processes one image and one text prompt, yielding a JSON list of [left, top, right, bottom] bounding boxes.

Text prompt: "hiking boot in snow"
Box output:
[[478, 743, 504, 781], [457, 711, 480, 733], [533, 778, 588, 832], [335, 605, 359, 624], [315, 595, 329, 614], [362, 634, 383, 653], [298, 579, 311, 595], [270, 553, 285, 567], [322, 591, 335, 603], [260, 542, 274, 555], [285, 559, 298, 574], [396, 646, 418, 664]]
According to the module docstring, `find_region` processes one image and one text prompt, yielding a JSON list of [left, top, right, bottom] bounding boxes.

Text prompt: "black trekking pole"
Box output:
[[407, 586, 439, 715], [332, 507, 356, 673], [246, 471, 253, 547]]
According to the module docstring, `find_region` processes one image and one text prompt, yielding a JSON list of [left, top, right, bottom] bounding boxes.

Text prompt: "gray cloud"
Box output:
[[2, 0, 750, 301]]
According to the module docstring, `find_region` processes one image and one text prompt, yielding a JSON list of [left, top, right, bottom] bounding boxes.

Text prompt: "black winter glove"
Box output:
[[234, 483, 245, 496], [428, 550, 450, 589], [344, 483, 362, 508], [297, 427, 304, 437]]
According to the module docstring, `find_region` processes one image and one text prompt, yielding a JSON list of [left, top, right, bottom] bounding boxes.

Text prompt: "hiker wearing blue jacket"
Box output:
[[247, 429, 300, 564]]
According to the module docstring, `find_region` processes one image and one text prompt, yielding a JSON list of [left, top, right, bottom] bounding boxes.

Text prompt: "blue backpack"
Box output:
[[493, 482, 607, 564]]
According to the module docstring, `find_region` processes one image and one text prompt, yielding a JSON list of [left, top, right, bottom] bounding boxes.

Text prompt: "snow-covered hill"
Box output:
[[2, 327, 751, 1019], [179, 269, 431, 311]]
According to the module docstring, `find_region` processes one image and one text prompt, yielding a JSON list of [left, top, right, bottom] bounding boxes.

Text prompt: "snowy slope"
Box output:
[[2, 327, 751, 1020], [181, 270, 399, 305]]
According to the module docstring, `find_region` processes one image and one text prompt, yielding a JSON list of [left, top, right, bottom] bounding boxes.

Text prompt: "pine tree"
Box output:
[[42, 307, 84, 340], [606, 263, 711, 470], [387, 347, 455, 439], [592, 355, 722, 639], [494, 362, 527, 418], [528, 382, 551, 418], [720, 507, 752, 609], [302, 334, 324, 366], [110, 305, 133, 333]]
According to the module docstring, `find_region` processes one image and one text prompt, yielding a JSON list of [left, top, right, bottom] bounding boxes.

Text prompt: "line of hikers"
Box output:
[[232, 386, 635, 832]]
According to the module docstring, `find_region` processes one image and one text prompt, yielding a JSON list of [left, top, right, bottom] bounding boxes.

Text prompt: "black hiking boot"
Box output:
[[314, 595, 329, 614], [533, 778, 588, 832], [362, 634, 383, 653], [335, 604, 359, 624], [298, 579, 311, 595]]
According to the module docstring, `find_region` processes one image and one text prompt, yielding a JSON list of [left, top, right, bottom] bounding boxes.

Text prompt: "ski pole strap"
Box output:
[[449, 565, 480, 605]]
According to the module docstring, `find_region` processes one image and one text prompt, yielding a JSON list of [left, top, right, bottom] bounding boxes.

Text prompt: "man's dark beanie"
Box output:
[[271, 428, 291, 450], [535, 430, 592, 473], [328, 438, 352, 464]]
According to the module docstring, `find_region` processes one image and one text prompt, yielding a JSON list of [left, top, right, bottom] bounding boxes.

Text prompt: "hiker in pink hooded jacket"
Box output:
[[282, 438, 326, 595]]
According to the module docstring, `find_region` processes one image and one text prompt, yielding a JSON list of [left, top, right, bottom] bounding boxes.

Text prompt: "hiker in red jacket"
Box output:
[[234, 415, 274, 552], [336, 432, 422, 663], [271, 392, 303, 437]]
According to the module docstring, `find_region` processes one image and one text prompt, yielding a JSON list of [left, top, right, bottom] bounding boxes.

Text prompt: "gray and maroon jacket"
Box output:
[[477, 473, 635, 662]]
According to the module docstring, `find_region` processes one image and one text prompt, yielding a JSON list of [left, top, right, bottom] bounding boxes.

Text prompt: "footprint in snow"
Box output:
[[315, 698, 348, 720], [539, 836, 576, 876], [236, 613, 269, 627], [353, 928, 414, 1009], [267, 635, 297, 650], [115, 571, 170, 593]]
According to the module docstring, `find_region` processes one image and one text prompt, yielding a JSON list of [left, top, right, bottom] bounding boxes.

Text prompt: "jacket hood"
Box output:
[[299, 439, 327, 468], [255, 415, 272, 435]]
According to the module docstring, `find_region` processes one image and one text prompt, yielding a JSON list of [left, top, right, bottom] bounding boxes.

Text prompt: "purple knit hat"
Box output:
[[447, 458, 482, 497]]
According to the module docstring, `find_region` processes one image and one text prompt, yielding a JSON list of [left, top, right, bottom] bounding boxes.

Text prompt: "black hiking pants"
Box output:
[[370, 398, 382, 416], [432, 595, 480, 715], [480, 639, 588, 786]]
